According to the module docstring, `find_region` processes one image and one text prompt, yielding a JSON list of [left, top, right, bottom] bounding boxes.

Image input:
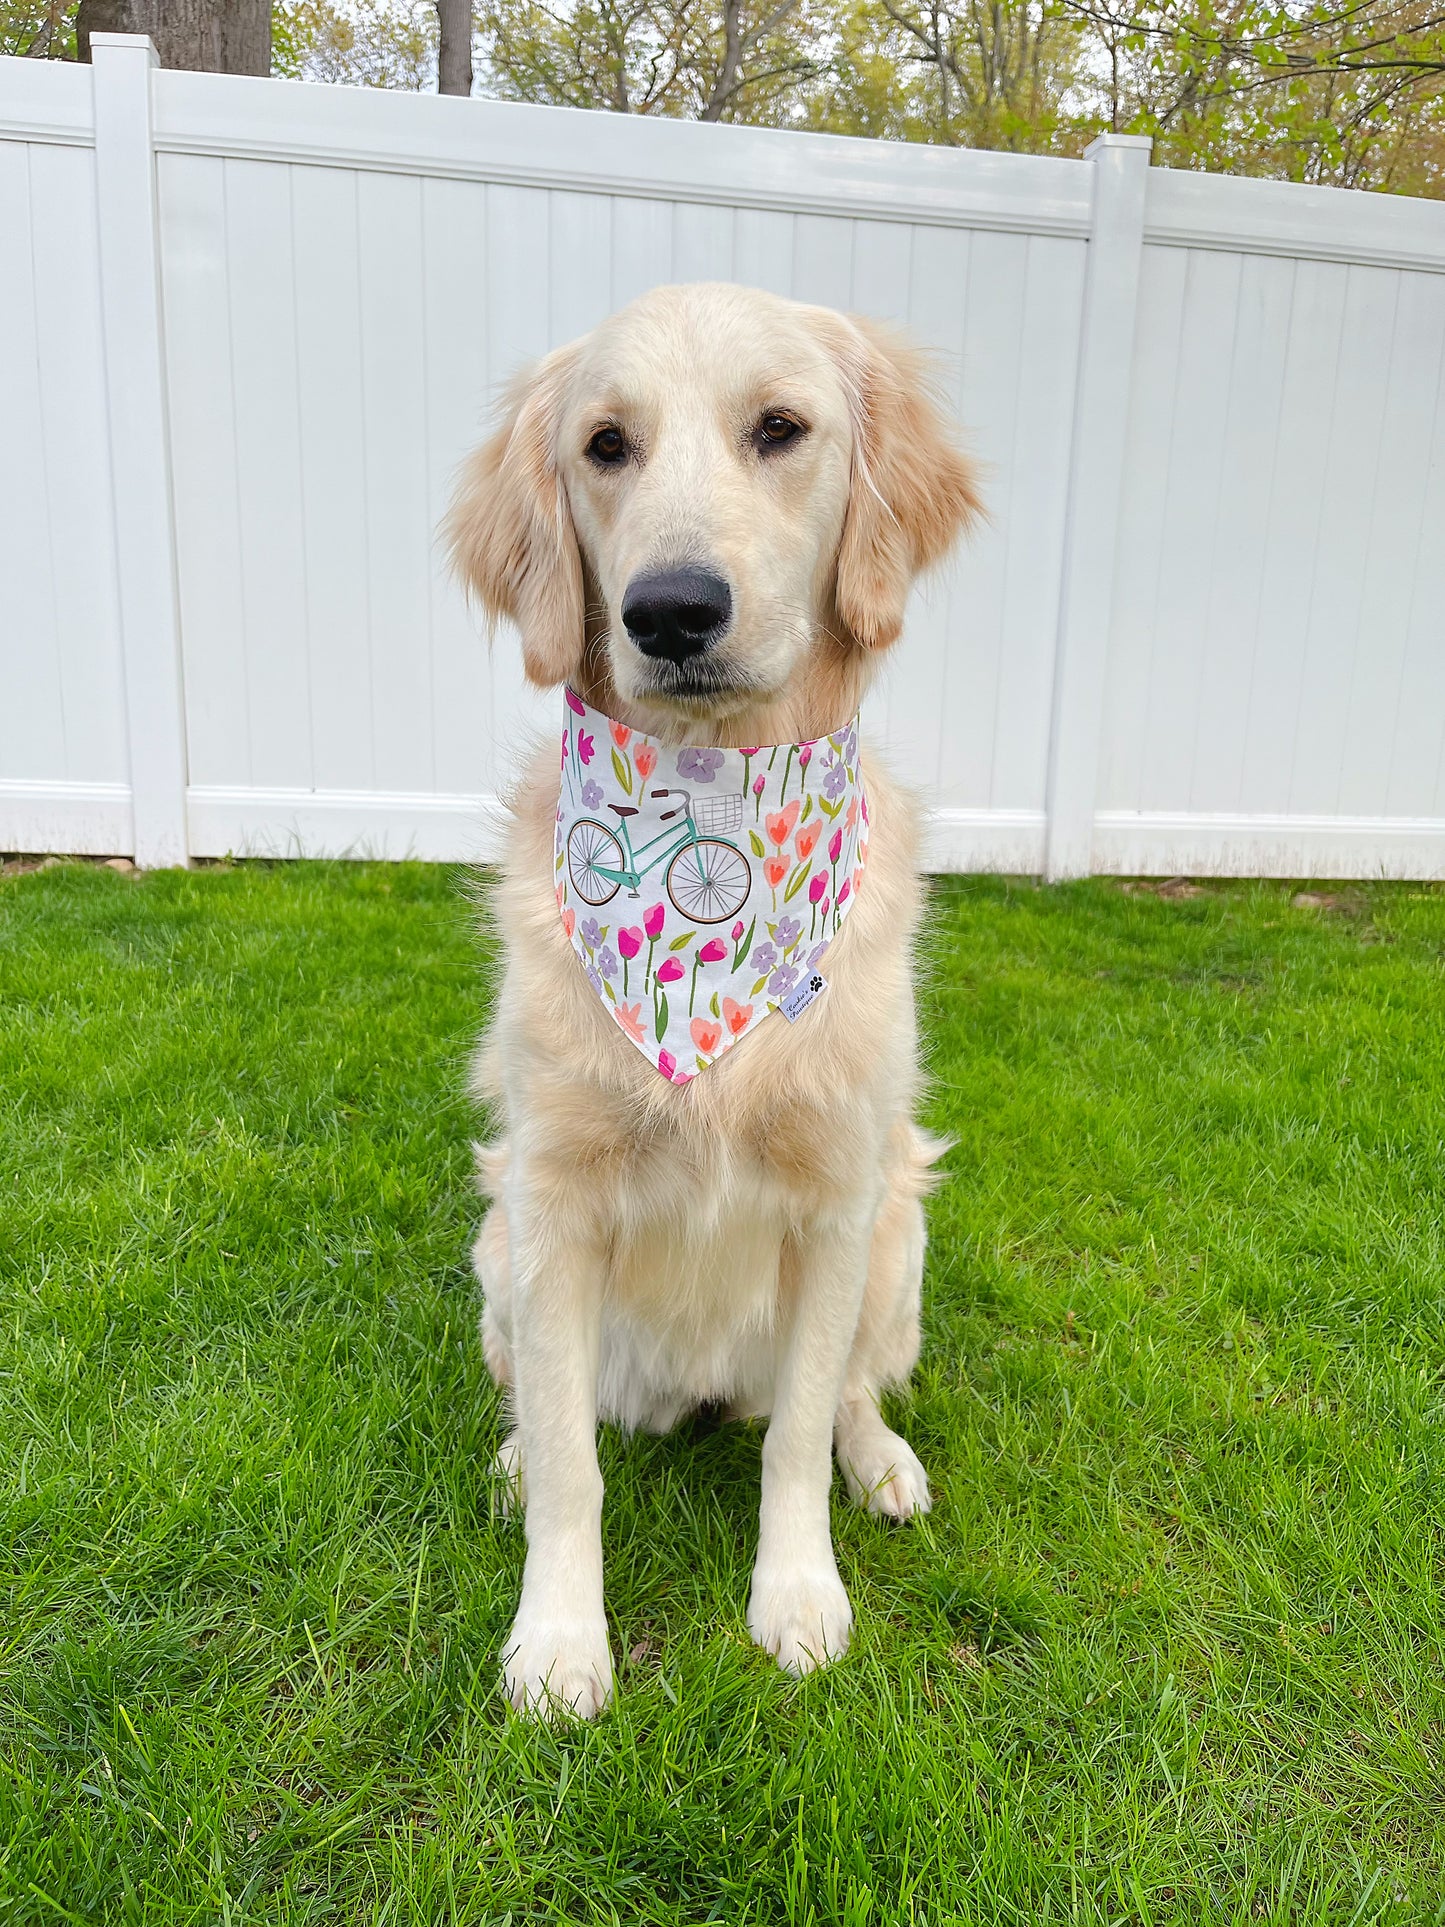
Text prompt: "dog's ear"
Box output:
[[446, 345, 584, 688], [825, 315, 983, 650]]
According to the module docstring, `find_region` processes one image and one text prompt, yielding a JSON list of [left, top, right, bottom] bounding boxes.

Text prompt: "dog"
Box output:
[[446, 281, 980, 1717]]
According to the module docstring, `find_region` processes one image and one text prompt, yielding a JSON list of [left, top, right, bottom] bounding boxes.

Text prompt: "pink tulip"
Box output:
[[656, 955, 685, 985], [698, 938, 727, 964], [838, 878, 851, 905], [644, 903, 666, 939], [752, 775, 765, 796], [658, 1049, 676, 1079], [821, 896, 831, 919], [808, 871, 827, 904], [799, 741, 814, 766], [618, 926, 643, 960], [565, 688, 586, 715], [828, 827, 843, 865], [732, 920, 745, 941]]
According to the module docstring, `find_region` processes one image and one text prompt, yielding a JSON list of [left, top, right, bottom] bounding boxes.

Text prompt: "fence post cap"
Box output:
[[1083, 133, 1153, 160], [88, 32, 160, 63]]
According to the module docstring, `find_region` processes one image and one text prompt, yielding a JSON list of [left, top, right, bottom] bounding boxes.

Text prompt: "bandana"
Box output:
[[554, 687, 869, 1082]]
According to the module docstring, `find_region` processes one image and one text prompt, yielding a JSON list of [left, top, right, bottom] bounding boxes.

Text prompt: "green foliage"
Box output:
[[6, 859, 1445, 1918], [1, 0, 77, 56]]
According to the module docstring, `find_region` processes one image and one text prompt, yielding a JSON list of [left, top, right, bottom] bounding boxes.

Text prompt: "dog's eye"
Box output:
[[756, 412, 804, 452], [588, 426, 628, 466]]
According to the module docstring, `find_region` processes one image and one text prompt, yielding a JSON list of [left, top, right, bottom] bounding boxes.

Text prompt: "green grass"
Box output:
[[4, 860, 1445, 1925]]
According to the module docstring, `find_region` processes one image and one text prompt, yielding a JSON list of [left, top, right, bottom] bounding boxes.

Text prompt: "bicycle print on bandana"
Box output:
[[554, 687, 870, 1083]]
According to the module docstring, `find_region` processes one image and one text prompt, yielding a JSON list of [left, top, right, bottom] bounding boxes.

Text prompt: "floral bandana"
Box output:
[[555, 687, 869, 1083]]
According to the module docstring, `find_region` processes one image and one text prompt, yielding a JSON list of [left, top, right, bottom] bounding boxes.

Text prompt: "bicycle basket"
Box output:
[[690, 791, 745, 836]]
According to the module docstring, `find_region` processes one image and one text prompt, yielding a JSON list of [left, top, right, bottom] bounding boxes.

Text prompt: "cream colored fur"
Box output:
[[448, 283, 980, 1718]]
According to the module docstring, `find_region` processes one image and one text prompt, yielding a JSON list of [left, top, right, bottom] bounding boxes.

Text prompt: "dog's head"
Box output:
[[447, 282, 980, 733]]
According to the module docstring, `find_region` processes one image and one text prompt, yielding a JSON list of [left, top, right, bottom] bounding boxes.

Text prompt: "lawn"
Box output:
[[3, 860, 1445, 1926]]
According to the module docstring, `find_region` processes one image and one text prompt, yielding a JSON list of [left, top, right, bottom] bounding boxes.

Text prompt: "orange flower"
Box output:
[[614, 1002, 645, 1043], [765, 799, 802, 849], [690, 1017, 722, 1054], [635, 743, 657, 780], [763, 856, 788, 888], [845, 795, 859, 831], [721, 996, 752, 1036], [561, 906, 575, 938], [795, 819, 821, 861], [610, 721, 631, 748]]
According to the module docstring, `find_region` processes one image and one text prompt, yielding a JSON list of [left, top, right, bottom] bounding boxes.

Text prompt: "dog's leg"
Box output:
[[834, 1168, 932, 1520], [499, 1168, 612, 1720], [747, 1202, 877, 1674]]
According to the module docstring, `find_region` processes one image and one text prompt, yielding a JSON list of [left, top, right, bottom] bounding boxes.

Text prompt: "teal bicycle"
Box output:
[[567, 787, 752, 924]]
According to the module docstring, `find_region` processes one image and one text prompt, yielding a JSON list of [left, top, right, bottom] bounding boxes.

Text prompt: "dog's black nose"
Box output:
[[622, 569, 732, 665]]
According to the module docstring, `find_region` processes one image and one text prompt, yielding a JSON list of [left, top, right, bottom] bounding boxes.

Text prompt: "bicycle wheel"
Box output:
[[665, 838, 751, 924], [568, 819, 624, 906]]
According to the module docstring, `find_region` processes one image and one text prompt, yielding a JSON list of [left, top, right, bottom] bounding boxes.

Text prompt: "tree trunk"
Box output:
[[77, 0, 270, 74], [436, 0, 473, 95]]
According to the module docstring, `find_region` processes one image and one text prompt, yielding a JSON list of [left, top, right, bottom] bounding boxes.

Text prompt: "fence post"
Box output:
[[1043, 133, 1150, 882], [91, 33, 190, 869]]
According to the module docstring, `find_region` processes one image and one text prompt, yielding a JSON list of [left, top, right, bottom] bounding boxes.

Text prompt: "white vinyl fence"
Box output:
[[3, 37, 1445, 877]]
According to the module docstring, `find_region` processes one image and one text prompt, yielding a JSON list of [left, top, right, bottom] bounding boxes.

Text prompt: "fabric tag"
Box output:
[[779, 972, 828, 1023]]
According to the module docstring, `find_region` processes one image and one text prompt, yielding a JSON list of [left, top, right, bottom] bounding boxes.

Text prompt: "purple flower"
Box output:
[[676, 746, 725, 783], [774, 915, 801, 949], [580, 917, 603, 949], [768, 962, 799, 999], [585, 963, 604, 994], [750, 940, 777, 973], [806, 941, 828, 970], [581, 779, 603, 809], [597, 946, 618, 980], [823, 756, 847, 800]]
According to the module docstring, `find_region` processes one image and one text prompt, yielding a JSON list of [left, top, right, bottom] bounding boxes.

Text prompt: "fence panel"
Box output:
[[0, 67, 131, 854]]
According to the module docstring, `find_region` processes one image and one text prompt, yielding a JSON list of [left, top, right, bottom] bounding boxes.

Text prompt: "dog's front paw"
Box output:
[[747, 1562, 853, 1676], [839, 1428, 932, 1521], [502, 1610, 613, 1720]]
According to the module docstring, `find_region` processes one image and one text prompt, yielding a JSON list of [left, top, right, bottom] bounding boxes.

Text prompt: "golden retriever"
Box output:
[[447, 281, 980, 1717]]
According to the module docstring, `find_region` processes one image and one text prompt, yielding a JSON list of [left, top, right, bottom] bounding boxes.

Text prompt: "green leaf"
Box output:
[[748, 829, 766, 859], [668, 932, 694, 951], [784, 861, 811, 903], [695, 1055, 708, 1073], [709, 990, 721, 1018], [735, 918, 755, 959], [819, 795, 842, 819], [603, 980, 616, 1003], [750, 975, 769, 997], [611, 748, 633, 795], [655, 992, 668, 1043], [801, 794, 813, 822]]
